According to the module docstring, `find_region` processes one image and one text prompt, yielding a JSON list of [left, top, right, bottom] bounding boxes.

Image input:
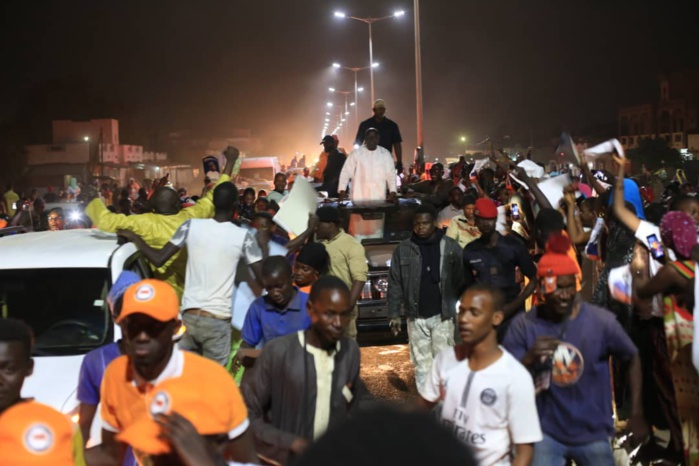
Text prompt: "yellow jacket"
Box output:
[[85, 175, 230, 297]]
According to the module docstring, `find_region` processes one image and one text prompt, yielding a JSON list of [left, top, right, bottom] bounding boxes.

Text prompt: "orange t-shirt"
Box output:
[[100, 350, 248, 462]]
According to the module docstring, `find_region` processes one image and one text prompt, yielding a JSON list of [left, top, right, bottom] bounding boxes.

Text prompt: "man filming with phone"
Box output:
[[502, 233, 648, 466]]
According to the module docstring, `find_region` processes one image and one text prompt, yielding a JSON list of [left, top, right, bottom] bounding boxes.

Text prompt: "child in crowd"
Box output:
[[233, 257, 310, 368], [293, 242, 330, 294]]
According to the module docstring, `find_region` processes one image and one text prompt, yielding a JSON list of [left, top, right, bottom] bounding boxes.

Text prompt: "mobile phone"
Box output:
[[511, 203, 520, 220], [12, 202, 17, 210], [202, 155, 220, 174], [646, 234, 665, 260]]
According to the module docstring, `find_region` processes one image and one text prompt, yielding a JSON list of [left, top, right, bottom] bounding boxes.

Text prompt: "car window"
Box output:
[[0, 268, 112, 356]]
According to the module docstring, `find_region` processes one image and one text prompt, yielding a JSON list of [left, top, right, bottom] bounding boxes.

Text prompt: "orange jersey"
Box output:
[[101, 350, 249, 463]]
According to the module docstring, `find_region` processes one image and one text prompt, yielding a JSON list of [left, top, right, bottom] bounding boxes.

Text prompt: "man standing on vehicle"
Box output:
[[319, 135, 346, 198], [354, 99, 403, 171], [387, 204, 465, 391], [315, 206, 367, 340], [338, 128, 397, 240], [84, 147, 240, 298]]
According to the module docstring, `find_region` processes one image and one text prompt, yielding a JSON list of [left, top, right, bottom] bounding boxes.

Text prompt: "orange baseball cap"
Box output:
[[0, 401, 74, 465], [117, 279, 180, 324], [117, 376, 237, 455]]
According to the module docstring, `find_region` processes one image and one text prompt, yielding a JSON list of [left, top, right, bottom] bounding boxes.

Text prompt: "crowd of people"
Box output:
[[2, 109, 699, 466]]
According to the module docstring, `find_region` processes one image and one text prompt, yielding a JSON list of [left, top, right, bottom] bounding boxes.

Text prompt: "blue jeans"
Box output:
[[179, 312, 232, 366], [532, 434, 614, 466]]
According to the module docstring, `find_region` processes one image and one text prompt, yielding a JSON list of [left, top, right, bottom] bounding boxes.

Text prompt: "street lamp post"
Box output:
[[329, 88, 353, 144], [414, 0, 424, 161], [334, 10, 404, 104]]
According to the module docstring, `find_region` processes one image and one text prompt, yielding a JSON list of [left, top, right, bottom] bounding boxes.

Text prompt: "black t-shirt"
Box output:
[[462, 233, 536, 309], [355, 116, 402, 153], [321, 149, 347, 198]]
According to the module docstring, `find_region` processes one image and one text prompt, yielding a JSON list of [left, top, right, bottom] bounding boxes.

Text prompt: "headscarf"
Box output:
[[609, 178, 646, 220], [660, 211, 697, 259]]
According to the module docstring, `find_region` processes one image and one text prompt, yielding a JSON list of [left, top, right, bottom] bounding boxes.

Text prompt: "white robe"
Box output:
[[338, 145, 397, 240], [338, 145, 396, 202]]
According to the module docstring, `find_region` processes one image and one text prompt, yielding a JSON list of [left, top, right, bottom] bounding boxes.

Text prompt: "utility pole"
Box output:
[[414, 0, 425, 173]]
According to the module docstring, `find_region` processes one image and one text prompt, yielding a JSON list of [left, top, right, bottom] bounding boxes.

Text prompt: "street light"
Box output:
[[329, 88, 354, 143], [331, 64, 375, 130], [334, 9, 403, 103]]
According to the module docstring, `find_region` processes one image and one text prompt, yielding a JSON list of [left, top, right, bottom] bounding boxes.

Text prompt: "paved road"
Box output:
[[358, 331, 418, 404]]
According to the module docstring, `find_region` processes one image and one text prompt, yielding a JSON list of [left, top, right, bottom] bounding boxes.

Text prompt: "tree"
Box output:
[[626, 137, 682, 171]]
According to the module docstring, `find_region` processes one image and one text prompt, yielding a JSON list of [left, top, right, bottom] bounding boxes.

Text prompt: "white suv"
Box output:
[[0, 229, 152, 438]]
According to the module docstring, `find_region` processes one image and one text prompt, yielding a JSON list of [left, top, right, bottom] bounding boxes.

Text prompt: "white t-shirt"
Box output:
[[231, 240, 287, 330], [421, 347, 542, 466], [170, 219, 263, 318]]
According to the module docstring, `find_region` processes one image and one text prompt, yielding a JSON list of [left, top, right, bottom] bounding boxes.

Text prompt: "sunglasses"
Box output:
[[123, 318, 173, 339]]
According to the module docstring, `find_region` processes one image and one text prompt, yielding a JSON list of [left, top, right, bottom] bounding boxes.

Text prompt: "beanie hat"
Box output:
[[537, 233, 579, 278], [296, 243, 330, 275]]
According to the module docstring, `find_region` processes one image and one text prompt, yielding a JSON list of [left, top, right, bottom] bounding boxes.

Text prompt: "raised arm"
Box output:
[[117, 229, 181, 268], [513, 167, 552, 210], [579, 152, 608, 196], [611, 154, 641, 232], [285, 214, 320, 256], [564, 188, 589, 245], [181, 148, 239, 220]]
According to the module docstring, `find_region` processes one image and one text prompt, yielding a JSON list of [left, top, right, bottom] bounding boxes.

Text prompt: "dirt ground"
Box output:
[[359, 343, 419, 404]]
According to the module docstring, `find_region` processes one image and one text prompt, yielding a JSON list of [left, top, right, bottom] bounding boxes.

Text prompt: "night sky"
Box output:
[[2, 0, 698, 163]]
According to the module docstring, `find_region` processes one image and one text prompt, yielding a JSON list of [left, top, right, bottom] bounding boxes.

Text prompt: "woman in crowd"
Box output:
[[636, 211, 699, 465]]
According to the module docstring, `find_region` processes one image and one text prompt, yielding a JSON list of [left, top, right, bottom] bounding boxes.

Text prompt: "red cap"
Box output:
[[537, 234, 580, 278], [474, 198, 498, 219]]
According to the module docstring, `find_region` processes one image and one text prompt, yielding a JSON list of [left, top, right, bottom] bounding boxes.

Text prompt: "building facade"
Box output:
[[619, 71, 699, 150]]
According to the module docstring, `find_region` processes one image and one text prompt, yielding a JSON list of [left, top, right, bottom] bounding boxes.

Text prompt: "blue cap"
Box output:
[[107, 271, 141, 314]]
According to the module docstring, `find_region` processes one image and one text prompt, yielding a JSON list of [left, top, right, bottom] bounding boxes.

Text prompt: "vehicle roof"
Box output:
[[0, 229, 122, 269], [239, 157, 280, 168]]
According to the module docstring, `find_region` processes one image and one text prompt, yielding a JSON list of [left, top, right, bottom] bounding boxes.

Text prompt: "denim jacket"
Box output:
[[387, 235, 465, 319]]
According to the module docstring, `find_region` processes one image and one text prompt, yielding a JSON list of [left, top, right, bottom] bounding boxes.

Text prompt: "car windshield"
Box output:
[[331, 199, 420, 243], [0, 268, 112, 356]]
